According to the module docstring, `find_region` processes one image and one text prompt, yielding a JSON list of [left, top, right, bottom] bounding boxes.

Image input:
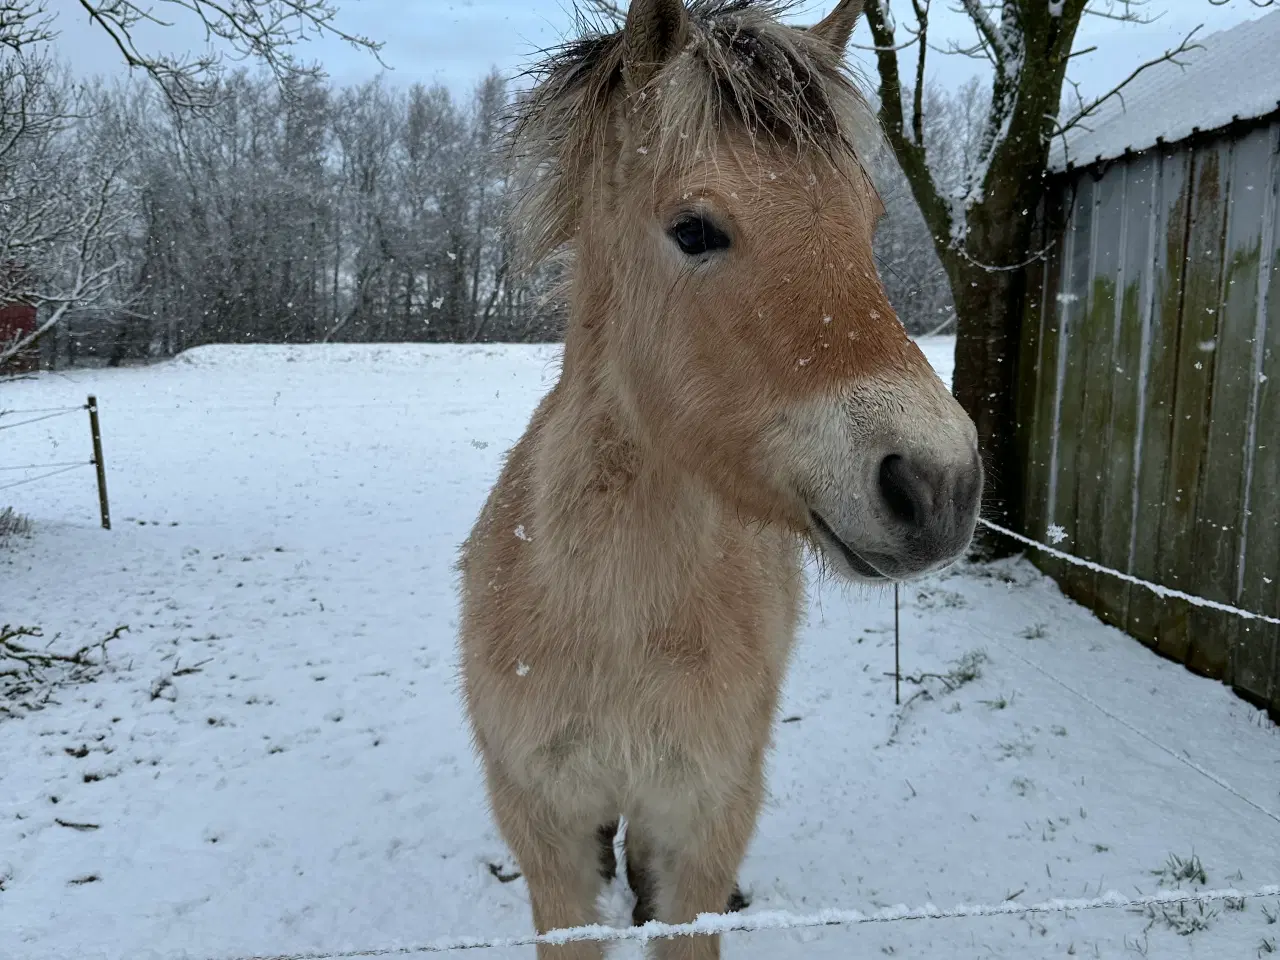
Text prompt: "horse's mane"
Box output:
[[507, 0, 881, 270]]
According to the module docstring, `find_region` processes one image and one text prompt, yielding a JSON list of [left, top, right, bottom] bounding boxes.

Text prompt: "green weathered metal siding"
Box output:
[[1020, 116, 1280, 715]]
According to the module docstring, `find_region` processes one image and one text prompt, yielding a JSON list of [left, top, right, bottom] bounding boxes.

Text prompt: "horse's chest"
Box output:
[[574, 607, 794, 760]]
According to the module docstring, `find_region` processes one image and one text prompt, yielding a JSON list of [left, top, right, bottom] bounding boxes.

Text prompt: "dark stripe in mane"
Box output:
[[507, 0, 879, 269]]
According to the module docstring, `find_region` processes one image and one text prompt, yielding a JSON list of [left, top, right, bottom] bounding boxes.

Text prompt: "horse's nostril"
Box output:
[[878, 454, 922, 527]]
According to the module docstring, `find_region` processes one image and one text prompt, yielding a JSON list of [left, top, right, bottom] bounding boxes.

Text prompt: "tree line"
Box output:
[[3, 55, 991, 368], [4, 62, 561, 367]]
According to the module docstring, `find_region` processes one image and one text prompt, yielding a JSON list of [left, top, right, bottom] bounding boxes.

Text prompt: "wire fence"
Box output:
[[0, 404, 86, 432], [16, 517, 1270, 960], [108, 884, 1280, 960], [979, 519, 1280, 627], [0, 400, 110, 526], [0, 462, 91, 492], [6, 402, 1279, 957]]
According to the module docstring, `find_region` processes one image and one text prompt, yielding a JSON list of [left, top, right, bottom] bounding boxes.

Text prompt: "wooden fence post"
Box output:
[[87, 395, 110, 530]]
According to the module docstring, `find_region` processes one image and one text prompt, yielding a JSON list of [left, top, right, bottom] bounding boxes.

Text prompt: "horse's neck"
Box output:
[[530, 290, 721, 632]]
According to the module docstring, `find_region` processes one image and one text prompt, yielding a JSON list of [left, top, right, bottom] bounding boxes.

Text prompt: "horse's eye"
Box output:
[[668, 215, 730, 257]]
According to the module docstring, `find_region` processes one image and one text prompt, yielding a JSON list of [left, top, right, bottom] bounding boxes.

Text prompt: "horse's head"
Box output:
[[514, 0, 982, 581]]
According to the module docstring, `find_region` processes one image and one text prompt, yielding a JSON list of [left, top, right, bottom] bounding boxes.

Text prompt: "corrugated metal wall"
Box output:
[[1018, 116, 1280, 715]]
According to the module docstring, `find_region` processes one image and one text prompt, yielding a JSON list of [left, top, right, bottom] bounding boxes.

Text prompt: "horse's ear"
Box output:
[[808, 0, 863, 53], [623, 0, 689, 92]]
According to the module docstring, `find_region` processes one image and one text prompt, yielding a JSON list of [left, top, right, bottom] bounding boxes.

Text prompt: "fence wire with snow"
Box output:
[[59, 522, 1280, 958], [107, 884, 1280, 959], [0, 398, 111, 527], [6, 385, 1279, 956]]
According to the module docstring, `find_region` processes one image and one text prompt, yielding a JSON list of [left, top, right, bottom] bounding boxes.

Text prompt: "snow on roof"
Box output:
[[1048, 10, 1280, 172]]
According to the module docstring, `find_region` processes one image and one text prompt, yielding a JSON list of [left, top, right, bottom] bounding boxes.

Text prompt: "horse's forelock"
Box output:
[[507, 0, 881, 271]]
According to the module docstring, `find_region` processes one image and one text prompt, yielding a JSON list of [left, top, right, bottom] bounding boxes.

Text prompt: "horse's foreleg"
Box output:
[[485, 764, 608, 960], [639, 774, 764, 960], [623, 820, 659, 926]]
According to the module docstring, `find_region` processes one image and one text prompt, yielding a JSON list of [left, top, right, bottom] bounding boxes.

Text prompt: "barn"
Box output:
[[1016, 10, 1280, 715], [0, 299, 39, 376]]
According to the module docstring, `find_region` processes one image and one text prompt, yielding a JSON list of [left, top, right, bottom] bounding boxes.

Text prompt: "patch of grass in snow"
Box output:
[[1152, 852, 1208, 888], [1128, 855, 1223, 939], [996, 737, 1034, 760], [887, 649, 987, 742], [1125, 930, 1151, 956], [1020, 622, 1048, 640], [952, 558, 1025, 585], [0, 506, 32, 542], [951, 649, 987, 683], [1137, 899, 1218, 936], [912, 587, 969, 610], [1260, 936, 1276, 955]]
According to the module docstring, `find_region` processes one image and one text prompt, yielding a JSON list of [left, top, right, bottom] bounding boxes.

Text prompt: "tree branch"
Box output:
[[70, 0, 386, 108], [1085, 0, 1167, 22], [910, 0, 929, 146], [1059, 24, 1203, 137], [850, 31, 922, 54], [862, 0, 952, 246], [0, 0, 55, 53], [957, 0, 1013, 65], [582, 0, 625, 24]]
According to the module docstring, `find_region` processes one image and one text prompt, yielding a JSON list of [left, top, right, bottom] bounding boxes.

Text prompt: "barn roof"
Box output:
[[1048, 9, 1280, 172]]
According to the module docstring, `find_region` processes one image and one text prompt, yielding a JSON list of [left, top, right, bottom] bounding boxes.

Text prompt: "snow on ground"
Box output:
[[2, 336, 1278, 960]]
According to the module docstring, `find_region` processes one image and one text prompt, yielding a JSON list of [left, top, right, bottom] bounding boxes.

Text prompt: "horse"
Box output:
[[456, 1, 982, 955]]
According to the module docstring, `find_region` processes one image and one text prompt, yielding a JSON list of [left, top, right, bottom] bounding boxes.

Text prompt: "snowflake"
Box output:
[[514, 525, 530, 541], [516, 661, 531, 677], [1046, 524, 1068, 545]]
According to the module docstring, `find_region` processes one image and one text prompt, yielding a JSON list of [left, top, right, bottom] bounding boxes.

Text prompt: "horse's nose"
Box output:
[[877, 449, 982, 554]]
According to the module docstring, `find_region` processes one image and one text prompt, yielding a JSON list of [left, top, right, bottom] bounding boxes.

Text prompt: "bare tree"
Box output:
[[6, 50, 563, 362], [0, 0, 380, 367], [0, 57, 132, 367], [867, 79, 989, 335], [326, 77, 402, 343], [65, 0, 383, 107]]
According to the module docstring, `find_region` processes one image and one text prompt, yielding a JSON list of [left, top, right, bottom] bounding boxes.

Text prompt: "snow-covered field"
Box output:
[[2, 337, 1278, 960]]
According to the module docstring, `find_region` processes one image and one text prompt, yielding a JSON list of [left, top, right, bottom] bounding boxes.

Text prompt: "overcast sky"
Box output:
[[45, 0, 1275, 101]]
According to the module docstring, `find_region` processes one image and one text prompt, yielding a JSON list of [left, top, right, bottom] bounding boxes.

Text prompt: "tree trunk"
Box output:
[[948, 257, 1027, 556], [860, 0, 1084, 559]]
